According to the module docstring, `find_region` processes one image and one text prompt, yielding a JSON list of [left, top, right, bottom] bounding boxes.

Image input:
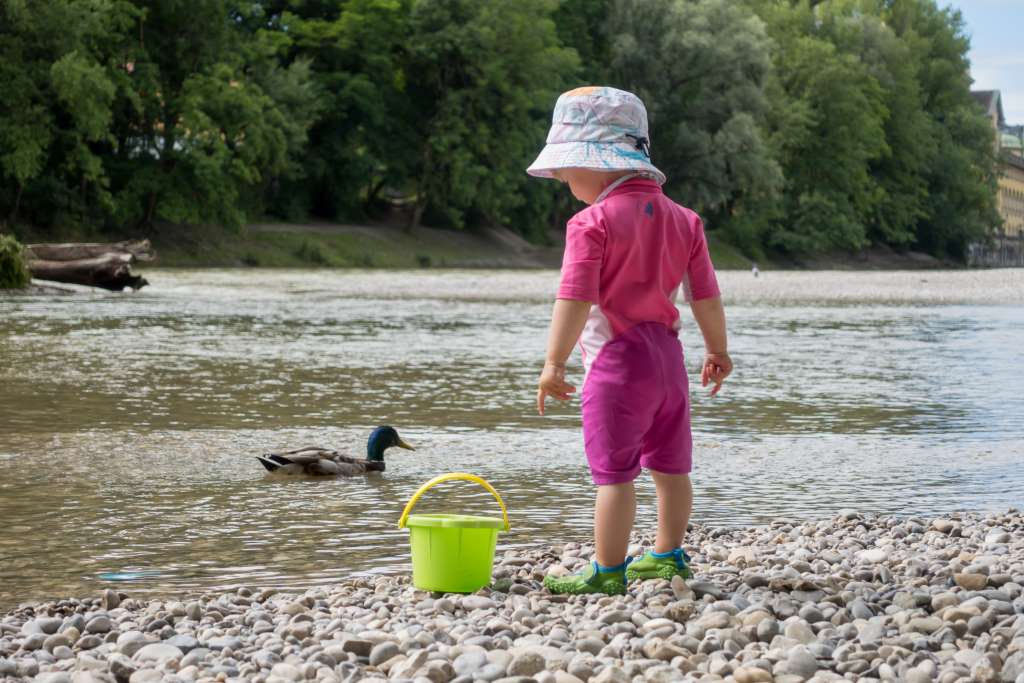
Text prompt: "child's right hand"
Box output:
[[701, 351, 732, 396], [537, 361, 577, 415]]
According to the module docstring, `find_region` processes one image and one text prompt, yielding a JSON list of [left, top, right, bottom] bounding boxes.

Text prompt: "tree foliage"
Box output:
[[0, 0, 1001, 262], [0, 234, 31, 289]]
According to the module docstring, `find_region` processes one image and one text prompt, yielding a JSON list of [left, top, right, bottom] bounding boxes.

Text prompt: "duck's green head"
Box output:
[[367, 425, 415, 461]]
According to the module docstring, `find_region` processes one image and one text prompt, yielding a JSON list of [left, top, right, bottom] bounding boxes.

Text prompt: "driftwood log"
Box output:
[[25, 239, 153, 291]]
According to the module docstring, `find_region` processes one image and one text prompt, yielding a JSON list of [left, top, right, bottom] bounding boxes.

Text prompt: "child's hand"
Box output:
[[701, 351, 732, 397], [537, 361, 576, 415]]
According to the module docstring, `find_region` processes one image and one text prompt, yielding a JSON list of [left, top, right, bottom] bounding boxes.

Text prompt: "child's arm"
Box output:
[[537, 299, 591, 415], [689, 296, 732, 396]]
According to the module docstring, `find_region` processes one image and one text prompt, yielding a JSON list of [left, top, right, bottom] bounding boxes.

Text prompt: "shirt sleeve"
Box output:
[[682, 216, 721, 302], [557, 213, 606, 302]]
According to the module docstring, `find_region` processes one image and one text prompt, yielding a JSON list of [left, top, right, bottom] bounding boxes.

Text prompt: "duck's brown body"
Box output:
[[257, 447, 385, 476]]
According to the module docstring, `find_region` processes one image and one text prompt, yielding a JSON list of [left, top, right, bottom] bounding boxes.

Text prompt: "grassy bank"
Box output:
[[151, 223, 563, 269], [150, 222, 757, 270], [9, 220, 947, 272]]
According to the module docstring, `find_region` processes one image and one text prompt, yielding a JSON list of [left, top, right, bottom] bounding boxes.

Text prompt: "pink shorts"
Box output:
[[580, 322, 692, 485]]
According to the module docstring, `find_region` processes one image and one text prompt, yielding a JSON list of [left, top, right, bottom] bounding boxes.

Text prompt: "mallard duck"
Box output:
[[257, 426, 414, 476]]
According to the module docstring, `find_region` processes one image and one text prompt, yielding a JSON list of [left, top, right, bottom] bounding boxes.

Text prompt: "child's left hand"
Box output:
[[701, 351, 732, 396], [537, 361, 576, 415]]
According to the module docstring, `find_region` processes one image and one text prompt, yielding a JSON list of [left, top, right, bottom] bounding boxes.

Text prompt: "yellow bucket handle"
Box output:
[[397, 472, 510, 531]]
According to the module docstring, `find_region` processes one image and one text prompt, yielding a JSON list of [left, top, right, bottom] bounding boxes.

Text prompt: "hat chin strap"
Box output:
[[594, 172, 644, 203]]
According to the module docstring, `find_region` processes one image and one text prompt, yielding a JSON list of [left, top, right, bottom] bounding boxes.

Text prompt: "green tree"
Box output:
[[605, 0, 782, 253], [107, 0, 316, 230], [0, 0, 137, 227], [884, 0, 1000, 259], [404, 0, 579, 232], [254, 0, 412, 221], [0, 234, 31, 289], [752, 1, 889, 253]]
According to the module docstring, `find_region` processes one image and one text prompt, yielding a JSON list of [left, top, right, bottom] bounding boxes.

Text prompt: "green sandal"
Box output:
[[625, 548, 693, 581], [543, 559, 630, 595]]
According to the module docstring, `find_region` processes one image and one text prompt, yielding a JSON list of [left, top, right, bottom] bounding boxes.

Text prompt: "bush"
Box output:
[[0, 234, 31, 289]]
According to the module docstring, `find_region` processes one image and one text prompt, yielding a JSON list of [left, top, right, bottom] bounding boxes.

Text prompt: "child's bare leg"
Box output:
[[651, 472, 692, 552], [594, 482, 636, 566]]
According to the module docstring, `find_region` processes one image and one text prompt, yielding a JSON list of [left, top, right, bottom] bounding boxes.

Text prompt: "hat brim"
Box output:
[[526, 141, 666, 185]]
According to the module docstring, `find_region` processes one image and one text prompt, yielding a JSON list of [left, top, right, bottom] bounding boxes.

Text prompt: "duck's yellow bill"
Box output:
[[397, 438, 415, 451]]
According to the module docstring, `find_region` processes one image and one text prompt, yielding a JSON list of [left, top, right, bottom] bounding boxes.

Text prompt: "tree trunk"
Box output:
[[25, 239, 154, 262], [24, 240, 153, 290], [9, 183, 23, 223], [25, 253, 149, 291]]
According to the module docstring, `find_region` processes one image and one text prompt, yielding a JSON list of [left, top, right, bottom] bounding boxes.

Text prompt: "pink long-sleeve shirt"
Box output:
[[557, 177, 720, 373]]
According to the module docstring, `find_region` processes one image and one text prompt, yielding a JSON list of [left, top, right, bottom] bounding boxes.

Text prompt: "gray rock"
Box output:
[[101, 590, 120, 610], [757, 618, 780, 642], [592, 666, 630, 683], [598, 610, 631, 625], [785, 621, 815, 644], [108, 654, 137, 682], [340, 637, 373, 657], [476, 663, 509, 682], [1003, 652, 1024, 682], [786, 645, 819, 679], [185, 602, 202, 621], [23, 633, 46, 651], [369, 641, 400, 667], [269, 662, 303, 681], [116, 631, 149, 657], [127, 671, 161, 683], [37, 618, 63, 635], [35, 673, 71, 683], [904, 668, 932, 683], [904, 617, 942, 634], [574, 637, 603, 655], [43, 633, 71, 652], [164, 635, 198, 653], [52, 645, 73, 660], [858, 548, 889, 564], [462, 596, 496, 611], [84, 616, 111, 634], [76, 635, 103, 650], [179, 648, 209, 668], [968, 615, 991, 636], [859, 622, 886, 645], [688, 581, 724, 600], [507, 652, 544, 677], [206, 635, 243, 651], [133, 643, 183, 663], [850, 599, 874, 620]]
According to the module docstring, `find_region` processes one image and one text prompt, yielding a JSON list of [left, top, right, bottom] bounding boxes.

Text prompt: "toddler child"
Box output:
[[528, 86, 732, 594]]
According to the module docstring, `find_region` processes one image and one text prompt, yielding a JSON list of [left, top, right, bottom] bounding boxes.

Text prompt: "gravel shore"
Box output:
[[2, 511, 1022, 683]]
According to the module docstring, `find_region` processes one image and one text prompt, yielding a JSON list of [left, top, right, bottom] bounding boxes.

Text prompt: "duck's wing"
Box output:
[[258, 448, 337, 474], [324, 452, 363, 465]]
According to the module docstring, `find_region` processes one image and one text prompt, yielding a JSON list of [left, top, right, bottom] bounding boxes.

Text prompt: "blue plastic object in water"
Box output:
[[98, 570, 163, 581]]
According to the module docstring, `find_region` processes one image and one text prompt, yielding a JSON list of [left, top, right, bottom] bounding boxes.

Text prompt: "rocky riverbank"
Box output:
[[2, 511, 1022, 683]]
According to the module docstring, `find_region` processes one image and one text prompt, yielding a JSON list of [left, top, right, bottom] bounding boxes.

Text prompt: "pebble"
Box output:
[[133, 643, 183, 662], [369, 641, 400, 666], [84, 616, 111, 634], [954, 572, 988, 590]]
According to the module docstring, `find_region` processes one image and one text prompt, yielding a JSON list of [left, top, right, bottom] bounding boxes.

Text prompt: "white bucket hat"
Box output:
[[527, 86, 666, 185]]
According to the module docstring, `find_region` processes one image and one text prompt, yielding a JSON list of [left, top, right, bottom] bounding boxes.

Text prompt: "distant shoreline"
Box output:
[[149, 222, 955, 272]]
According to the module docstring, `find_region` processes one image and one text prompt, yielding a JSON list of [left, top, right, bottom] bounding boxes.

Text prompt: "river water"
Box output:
[[1, 269, 1022, 608]]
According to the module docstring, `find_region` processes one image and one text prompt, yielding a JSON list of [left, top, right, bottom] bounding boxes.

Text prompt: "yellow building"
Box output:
[[973, 90, 1024, 238]]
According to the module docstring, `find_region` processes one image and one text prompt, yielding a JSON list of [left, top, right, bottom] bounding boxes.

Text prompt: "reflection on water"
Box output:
[[1, 268, 1022, 608]]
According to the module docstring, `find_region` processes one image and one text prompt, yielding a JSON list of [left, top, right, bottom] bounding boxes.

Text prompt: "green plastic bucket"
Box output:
[[398, 473, 510, 593]]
